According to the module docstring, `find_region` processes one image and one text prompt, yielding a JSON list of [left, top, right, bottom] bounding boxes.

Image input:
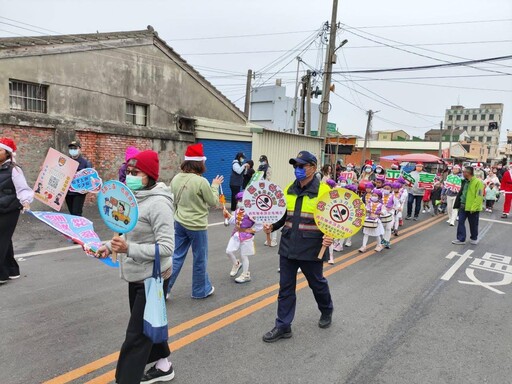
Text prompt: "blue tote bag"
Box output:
[[143, 244, 168, 344]]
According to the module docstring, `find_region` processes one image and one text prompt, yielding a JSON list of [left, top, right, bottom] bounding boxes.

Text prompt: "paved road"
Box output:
[[2, 202, 511, 384]]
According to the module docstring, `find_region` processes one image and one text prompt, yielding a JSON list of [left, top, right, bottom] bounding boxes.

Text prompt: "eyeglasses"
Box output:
[[126, 169, 142, 176]]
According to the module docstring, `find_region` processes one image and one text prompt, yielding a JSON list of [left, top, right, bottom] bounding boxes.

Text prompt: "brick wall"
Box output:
[[1, 125, 188, 206]]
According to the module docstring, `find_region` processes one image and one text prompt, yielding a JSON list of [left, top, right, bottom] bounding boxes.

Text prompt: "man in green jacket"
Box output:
[[452, 166, 484, 245]]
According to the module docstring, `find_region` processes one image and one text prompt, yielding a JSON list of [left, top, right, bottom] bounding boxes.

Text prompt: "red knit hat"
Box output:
[[184, 143, 207, 161], [0, 137, 17, 154], [132, 150, 159, 180]]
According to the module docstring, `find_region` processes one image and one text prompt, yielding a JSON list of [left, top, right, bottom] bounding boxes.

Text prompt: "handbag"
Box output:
[[143, 244, 168, 344]]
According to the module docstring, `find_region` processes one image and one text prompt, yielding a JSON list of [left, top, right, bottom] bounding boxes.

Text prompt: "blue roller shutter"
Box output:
[[199, 139, 252, 200]]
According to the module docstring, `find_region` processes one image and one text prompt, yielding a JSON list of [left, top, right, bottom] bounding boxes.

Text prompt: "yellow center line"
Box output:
[[43, 215, 442, 384], [82, 215, 445, 384]]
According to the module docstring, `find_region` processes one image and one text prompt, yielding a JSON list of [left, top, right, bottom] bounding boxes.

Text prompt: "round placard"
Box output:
[[314, 188, 366, 239], [242, 179, 287, 223], [97, 180, 139, 233]]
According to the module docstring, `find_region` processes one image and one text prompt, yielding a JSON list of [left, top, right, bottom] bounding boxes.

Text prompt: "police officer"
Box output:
[[262, 150, 334, 343]]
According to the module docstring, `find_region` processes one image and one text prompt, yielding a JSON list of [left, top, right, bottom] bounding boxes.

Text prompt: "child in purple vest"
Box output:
[[223, 192, 263, 283]]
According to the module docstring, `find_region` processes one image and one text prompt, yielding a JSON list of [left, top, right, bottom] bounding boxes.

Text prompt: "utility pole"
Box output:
[[306, 70, 312, 136], [438, 121, 443, 157], [292, 57, 301, 133], [448, 125, 454, 159], [318, 0, 339, 138], [360, 110, 374, 168], [244, 69, 253, 117], [297, 76, 307, 135]]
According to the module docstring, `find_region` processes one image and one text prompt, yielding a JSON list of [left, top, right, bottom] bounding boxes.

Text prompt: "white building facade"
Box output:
[[444, 103, 504, 161], [249, 84, 320, 134]]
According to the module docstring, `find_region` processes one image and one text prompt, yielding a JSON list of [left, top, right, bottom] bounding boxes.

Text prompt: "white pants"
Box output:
[[226, 235, 255, 273], [446, 195, 458, 225]]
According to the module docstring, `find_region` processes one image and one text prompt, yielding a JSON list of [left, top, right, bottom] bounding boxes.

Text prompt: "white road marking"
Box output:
[[480, 218, 512, 225], [15, 221, 226, 259], [440, 250, 474, 281]]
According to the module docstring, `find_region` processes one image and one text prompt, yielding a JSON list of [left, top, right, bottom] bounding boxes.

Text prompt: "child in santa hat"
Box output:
[[0, 137, 34, 283], [223, 192, 262, 283]]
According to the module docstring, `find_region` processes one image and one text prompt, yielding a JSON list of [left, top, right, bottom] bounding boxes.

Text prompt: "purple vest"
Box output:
[[232, 208, 256, 241]]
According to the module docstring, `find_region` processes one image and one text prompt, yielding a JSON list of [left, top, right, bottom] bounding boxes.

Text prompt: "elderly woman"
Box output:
[[166, 143, 224, 299], [97, 150, 175, 384], [0, 137, 34, 284]]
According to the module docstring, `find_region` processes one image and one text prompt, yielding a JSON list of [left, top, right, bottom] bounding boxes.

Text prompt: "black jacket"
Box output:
[[273, 177, 327, 262], [453, 178, 468, 210]]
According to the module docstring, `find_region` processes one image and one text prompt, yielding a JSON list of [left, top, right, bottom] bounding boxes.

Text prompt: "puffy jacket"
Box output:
[[454, 177, 484, 212]]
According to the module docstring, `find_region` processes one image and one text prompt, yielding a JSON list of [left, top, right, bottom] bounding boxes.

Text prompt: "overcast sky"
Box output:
[[1, 0, 511, 145]]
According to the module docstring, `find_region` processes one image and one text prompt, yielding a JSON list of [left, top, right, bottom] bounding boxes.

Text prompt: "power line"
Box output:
[[329, 55, 512, 74], [344, 18, 512, 29]]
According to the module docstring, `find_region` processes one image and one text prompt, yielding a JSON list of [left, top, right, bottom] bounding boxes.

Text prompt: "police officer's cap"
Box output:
[[289, 151, 317, 166]]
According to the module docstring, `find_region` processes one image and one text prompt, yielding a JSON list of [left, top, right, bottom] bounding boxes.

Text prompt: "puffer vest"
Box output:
[[0, 162, 22, 214]]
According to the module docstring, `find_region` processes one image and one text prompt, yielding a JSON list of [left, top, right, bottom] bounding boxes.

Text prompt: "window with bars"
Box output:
[[463, 115, 469, 120], [489, 113, 494, 120], [472, 114, 477, 120], [126, 102, 148, 126], [9, 79, 48, 113]]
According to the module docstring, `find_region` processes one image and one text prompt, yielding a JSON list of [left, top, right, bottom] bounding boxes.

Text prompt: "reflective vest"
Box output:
[[279, 178, 330, 261]]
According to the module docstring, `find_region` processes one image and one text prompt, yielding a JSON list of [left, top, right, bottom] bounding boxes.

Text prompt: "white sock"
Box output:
[[376, 235, 382, 245], [241, 254, 250, 273], [156, 357, 171, 372], [362, 234, 369, 247], [227, 251, 238, 266]]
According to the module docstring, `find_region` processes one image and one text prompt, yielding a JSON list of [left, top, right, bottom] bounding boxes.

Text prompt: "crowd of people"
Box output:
[[2, 134, 512, 383]]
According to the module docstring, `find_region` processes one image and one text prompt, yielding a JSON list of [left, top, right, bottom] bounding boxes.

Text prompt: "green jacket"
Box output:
[[463, 177, 484, 212]]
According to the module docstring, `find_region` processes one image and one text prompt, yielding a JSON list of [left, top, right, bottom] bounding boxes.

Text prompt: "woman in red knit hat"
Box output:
[[0, 137, 34, 284], [97, 150, 176, 384]]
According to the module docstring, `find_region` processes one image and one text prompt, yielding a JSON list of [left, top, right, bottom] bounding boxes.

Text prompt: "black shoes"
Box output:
[[262, 327, 292, 343], [318, 312, 332, 329], [140, 364, 175, 383]]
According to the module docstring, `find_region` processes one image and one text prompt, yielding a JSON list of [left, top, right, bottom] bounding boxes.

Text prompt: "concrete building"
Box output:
[[249, 84, 320, 134], [373, 130, 410, 141], [444, 103, 504, 161], [424, 129, 470, 142], [0, 27, 250, 188]]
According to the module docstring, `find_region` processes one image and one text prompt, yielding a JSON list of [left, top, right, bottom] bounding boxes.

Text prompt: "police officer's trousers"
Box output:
[[275, 254, 333, 329]]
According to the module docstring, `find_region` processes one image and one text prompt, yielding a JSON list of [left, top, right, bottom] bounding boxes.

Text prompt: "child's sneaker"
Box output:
[[385, 241, 391, 249], [327, 259, 334, 265], [345, 239, 352, 247], [358, 246, 366, 253], [375, 244, 384, 252], [422, 209, 426, 214], [235, 272, 251, 283], [333, 243, 343, 252], [230, 261, 242, 277]]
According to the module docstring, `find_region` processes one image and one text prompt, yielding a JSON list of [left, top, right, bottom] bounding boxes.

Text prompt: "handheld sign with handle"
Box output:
[[242, 180, 287, 246], [314, 188, 366, 259], [97, 180, 139, 262]]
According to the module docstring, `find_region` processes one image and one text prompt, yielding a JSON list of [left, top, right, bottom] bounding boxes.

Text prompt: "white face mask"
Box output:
[[339, 183, 347, 187], [370, 196, 379, 202], [382, 190, 391, 195], [237, 202, 244, 209], [375, 168, 383, 174], [365, 167, 371, 173], [346, 167, 352, 171]]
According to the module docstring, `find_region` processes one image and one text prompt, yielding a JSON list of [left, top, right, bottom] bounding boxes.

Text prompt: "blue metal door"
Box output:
[[199, 139, 252, 200]]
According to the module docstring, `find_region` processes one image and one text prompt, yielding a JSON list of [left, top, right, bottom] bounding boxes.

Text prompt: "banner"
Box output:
[[33, 148, 79, 211], [419, 173, 436, 190], [385, 169, 401, 183], [445, 174, 462, 193], [69, 168, 103, 194], [28, 211, 117, 267], [402, 172, 415, 187]]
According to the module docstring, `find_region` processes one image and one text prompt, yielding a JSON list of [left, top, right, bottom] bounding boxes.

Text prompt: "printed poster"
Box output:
[[242, 179, 287, 224], [33, 148, 79, 211]]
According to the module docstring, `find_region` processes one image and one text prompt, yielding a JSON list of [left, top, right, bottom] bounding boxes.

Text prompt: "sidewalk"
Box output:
[[13, 203, 226, 256]]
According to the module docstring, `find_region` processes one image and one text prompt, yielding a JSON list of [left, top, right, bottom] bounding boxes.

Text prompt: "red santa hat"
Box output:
[[453, 164, 461, 170], [475, 162, 482, 168], [184, 143, 207, 162], [0, 137, 17, 154], [391, 162, 399, 169], [365, 160, 374, 166], [416, 162, 424, 167], [346, 163, 355, 168]]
